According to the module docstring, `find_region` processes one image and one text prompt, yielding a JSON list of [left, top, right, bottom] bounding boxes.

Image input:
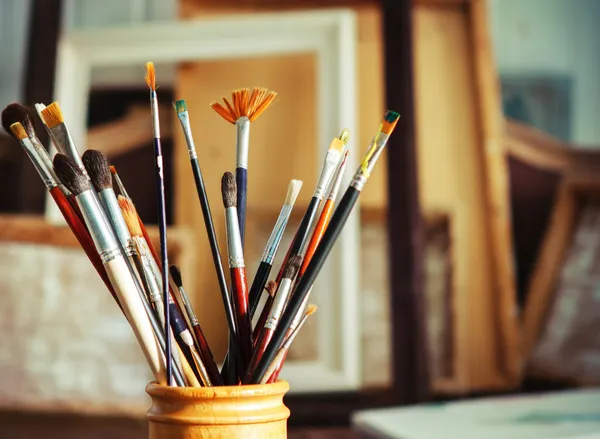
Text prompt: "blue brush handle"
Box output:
[[236, 167, 247, 247]]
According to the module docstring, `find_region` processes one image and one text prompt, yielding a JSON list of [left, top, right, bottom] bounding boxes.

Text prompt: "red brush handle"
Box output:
[[192, 323, 223, 385], [244, 326, 273, 383], [50, 187, 120, 307], [266, 327, 294, 383], [231, 266, 252, 366]]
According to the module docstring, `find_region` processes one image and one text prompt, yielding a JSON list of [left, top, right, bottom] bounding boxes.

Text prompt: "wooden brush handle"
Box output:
[[243, 328, 273, 384], [300, 199, 335, 277], [231, 267, 252, 367], [192, 324, 223, 386], [105, 256, 167, 384]]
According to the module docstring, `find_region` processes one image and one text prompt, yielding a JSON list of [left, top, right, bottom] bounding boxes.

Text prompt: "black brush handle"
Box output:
[[190, 157, 237, 339], [290, 196, 320, 256], [168, 303, 201, 382], [250, 187, 360, 383], [249, 260, 272, 318], [236, 167, 248, 247], [153, 137, 172, 385]]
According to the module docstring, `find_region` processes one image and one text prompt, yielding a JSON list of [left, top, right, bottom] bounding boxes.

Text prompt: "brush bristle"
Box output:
[[328, 137, 345, 153], [210, 87, 277, 123], [284, 179, 303, 207], [175, 100, 187, 113], [82, 149, 112, 191], [221, 172, 237, 208], [41, 102, 64, 129], [118, 195, 143, 237], [381, 111, 400, 135], [9, 122, 28, 140], [53, 153, 89, 195], [145, 62, 156, 91], [306, 304, 318, 316], [110, 165, 117, 175], [2, 103, 35, 138], [265, 280, 277, 298], [339, 128, 351, 145], [283, 255, 302, 280], [170, 265, 183, 288]]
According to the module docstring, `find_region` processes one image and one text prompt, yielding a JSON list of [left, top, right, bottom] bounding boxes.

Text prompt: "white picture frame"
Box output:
[[49, 9, 361, 394]]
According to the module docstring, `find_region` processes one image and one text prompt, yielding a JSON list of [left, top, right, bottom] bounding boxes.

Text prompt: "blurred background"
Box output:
[[2, 0, 600, 438]]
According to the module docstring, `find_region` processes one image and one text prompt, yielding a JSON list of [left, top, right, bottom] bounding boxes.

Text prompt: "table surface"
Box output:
[[352, 389, 600, 439]]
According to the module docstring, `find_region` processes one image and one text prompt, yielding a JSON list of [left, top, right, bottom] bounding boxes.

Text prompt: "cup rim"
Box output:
[[146, 379, 289, 399]]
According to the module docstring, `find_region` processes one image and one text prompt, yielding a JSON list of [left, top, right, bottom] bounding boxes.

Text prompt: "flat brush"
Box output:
[[53, 153, 175, 385], [6, 122, 117, 305], [170, 265, 222, 385], [221, 172, 253, 369], [40, 102, 88, 177], [145, 61, 172, 385], [244, 255, 301, 383], [211, 87, 277, 246], [261, 304, 317, 384], [174, 100, 238, 343], [248, 179, 302, 318], [249, 111, 400, 384]]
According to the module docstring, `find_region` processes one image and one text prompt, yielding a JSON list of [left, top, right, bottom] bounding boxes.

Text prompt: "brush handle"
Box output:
[[169, 303, 203, 386], [235, 167, 247, 247], [231, 267, 252, 367], [291, 196, 321, 256], [153, 137, 172, 385], [250, 187, 360, 383], [244, 328, 274, 384], [190, 322, 223, 385], [249, 261, 272, 318], [262, 349, 287, 384], [105, 256, 167, 384], [299, 199, 335, 278], [189, 157, 237, 339], [51, 187, 119, 306]]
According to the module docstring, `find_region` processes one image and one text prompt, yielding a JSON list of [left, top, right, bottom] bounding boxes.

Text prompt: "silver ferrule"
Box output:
[[76, 190, 120, 261], [289, 293, 311, 332], [314, 150, 341, 199], [261, 205, 293, 264], [235, 117, 250, 169], [350, 132, 391, 191], [150, 91, 160, 139], [179, 286, 199, 326], [180, 329, 195, 347], [112, 172, 130, 199], [143, 262, 163, 305], [49, 125, 87, 178], [98, 189, 134, 254], [327, 158, 348, 201], [265, 278, 294, 330], [225, 207, 245, 268], [177, 112, 197, 160], [21, 138, 56, 189], [31, 136, 60, 184]]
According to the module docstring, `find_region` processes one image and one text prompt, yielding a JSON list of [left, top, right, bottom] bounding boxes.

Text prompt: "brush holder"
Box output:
[[146, 380, 290, 438]]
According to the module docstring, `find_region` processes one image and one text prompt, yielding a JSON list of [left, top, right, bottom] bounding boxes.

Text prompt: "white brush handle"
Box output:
[[105, 256, 167, 384]]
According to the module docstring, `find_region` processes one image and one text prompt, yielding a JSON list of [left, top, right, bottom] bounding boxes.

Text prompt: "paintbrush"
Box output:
[[252, 129, 348, 333], [297, 150, 350, 282], [221, 172, 253, 369], [145, 61, 172, 385], [244, 255, 301, 383], [211, 87, 277, 246], [248, 179, 302, 318], [260, 304, 317, 384], [169, 265, 222, 386], [249, 111, 400, 383], [53, 153, 176, 385], [174, 100, 238, 345], [118, 195, 211, 386], [40, 102, 88, 177], [110, 165, 130, 199]]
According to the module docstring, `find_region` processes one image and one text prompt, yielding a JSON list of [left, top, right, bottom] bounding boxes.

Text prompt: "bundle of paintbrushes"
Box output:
[[1, 61, 399, 387]]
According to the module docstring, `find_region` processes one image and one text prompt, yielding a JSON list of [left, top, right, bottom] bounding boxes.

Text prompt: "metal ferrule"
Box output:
[[179, 287, 199, 326], [235, 117, 250, 169], [31, 136, 60, 184], [327, 159, 348, 201], [21, 137, 56, 189], [177, 112, 197, 159], [150, 91, 160, 138], [48, 125, 87, 177], [289, 293, 311, 332], [135, 237, 163, 292], [261, 205, 293, 264], [76, 190, 120, 261], [314, 150, 341, 199], [143, 262, 163, 305], [98, 189, 134, 254], [264, 278, 293, 330], [225, 207, 244, 268], [350, 132, 391, 191]]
